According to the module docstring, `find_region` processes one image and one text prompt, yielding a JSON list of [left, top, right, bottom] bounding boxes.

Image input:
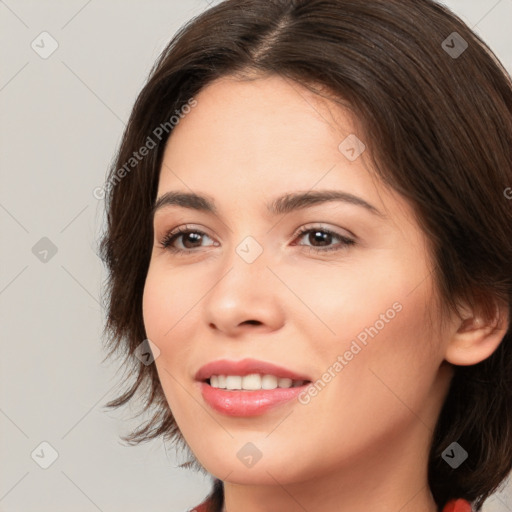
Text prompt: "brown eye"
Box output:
[[293, 226, 356, 254], [160, 227, 216, 253]]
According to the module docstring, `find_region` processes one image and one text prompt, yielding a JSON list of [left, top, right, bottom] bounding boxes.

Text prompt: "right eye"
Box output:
[[159, 226, 217, 254]]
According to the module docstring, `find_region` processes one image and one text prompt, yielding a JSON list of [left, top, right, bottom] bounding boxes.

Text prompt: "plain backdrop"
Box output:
[[1, 1, 511, 511]]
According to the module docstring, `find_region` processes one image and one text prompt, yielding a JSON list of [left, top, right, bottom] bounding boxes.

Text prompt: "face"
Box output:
[[142, 74, 455, 487]]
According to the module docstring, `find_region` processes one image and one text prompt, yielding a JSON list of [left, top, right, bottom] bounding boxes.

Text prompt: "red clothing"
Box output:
[[190, 496, 473, 512], [443, 499, 473, 512]]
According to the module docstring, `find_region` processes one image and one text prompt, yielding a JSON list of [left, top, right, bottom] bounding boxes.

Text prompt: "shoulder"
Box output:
[[442, 498, 474, 512], [187, 494, 220, 512], [188, 478, 224, 512]]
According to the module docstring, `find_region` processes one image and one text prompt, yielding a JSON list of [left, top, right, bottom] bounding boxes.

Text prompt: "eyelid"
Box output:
[[158, 224, 215, 246], [157, 221, 355, 242], [292, 222, 356, 240], [158, 222, 357, 256], [156, 223, 212, 240]]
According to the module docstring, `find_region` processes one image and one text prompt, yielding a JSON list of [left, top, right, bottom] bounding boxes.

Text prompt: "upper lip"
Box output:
[[195, 358, 312, 382]]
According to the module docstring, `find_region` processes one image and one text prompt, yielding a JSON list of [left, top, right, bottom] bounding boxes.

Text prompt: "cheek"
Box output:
[[292, 249, 439, 397], [326, 283, 439, 433], [297, 296, 439, 467], [283, 249, 432, 344], [142, 263, 198, 340], [142, 267, 195, 416], [142, 262, 210, 392], [142, 270, 167, 340]]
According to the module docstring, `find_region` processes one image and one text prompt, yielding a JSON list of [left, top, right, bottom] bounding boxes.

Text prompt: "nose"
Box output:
[[202, 243, 285, 337]]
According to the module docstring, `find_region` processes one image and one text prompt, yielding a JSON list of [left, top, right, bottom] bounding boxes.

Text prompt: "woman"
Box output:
[[98, 1, 512, 511]]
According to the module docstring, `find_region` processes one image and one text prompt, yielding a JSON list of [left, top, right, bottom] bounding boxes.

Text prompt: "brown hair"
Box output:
[[98, 0, 512, 509]]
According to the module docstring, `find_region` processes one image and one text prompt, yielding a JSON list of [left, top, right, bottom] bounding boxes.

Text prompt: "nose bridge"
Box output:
[[218, 204, 272, 274], [213, 231, 271, 300], [202, 229, 284, 332]]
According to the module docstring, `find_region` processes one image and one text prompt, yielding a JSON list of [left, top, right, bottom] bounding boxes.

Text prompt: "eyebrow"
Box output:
[[151, 190, 386, 219]]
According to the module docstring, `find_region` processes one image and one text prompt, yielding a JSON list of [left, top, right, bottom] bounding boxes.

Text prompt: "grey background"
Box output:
[[1, 1, 511, 511]]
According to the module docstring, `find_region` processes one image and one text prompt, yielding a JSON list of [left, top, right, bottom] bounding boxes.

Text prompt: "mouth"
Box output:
[[203, 374, 310, 390], [199, 378, 312, 416], [195, 358, 314, 416], [195, 357, 313, 384]]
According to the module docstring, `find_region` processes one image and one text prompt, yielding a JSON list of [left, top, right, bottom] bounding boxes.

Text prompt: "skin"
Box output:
[[142, 74, 508, 512]]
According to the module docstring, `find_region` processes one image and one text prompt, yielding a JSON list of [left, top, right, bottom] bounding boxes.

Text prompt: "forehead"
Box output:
[[162, 76, 362, 183], [167, 74, 355, 158], [157, 74, 412, 224]]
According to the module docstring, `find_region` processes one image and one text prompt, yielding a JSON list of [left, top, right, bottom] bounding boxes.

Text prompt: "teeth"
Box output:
[[208, 374, 305, 390], [226, 375, 242, 390], [242, 374, 262, 390]]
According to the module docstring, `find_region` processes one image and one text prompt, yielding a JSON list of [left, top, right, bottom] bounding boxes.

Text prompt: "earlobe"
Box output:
[[444, 300, 510, 367]]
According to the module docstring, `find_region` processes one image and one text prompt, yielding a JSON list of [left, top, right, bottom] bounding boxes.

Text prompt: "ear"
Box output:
[[444, 298, 510, 366]]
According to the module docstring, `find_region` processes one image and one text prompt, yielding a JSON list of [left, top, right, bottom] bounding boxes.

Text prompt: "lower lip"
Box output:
[[199, 381, 310, 416]]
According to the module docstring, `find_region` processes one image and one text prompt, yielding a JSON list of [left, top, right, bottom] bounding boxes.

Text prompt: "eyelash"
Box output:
[[158, 224, 356, 255]]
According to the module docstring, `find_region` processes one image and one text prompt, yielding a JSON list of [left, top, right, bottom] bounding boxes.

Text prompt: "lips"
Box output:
[[194, 358, 312, 382]]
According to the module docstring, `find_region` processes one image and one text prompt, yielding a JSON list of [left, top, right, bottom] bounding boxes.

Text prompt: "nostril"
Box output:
[[243, 320, 261, 326]]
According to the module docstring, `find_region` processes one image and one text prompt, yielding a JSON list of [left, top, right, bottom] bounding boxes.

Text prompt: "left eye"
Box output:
[[293, 227, 356, 253], [158, 226, 356, 254]]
